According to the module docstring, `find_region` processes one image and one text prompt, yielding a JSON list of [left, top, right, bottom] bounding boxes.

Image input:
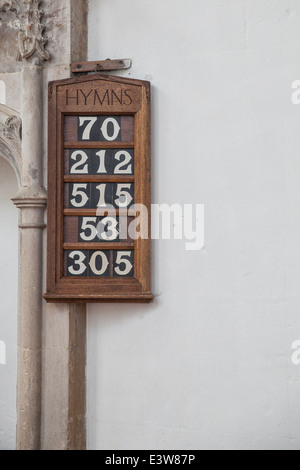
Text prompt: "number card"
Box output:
[[44, 74, 153, 303]]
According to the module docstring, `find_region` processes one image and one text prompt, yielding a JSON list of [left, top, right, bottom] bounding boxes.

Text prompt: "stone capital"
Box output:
[[0, 0, 51, 64], [12, 186, 47, 210], [12, 187, 47, 229]]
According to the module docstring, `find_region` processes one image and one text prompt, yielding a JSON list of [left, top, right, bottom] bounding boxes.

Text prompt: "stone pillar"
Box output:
[[12, 189, 46, 450], [12, 65, 47, 450], [41, 0, 88, 450], [21, 66, 44, 188], [42, 304, 86, 450], [3, 0, 88, 450]]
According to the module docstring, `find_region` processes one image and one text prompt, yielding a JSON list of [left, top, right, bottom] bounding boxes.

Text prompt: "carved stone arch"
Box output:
[[0, 103, 22, 187]]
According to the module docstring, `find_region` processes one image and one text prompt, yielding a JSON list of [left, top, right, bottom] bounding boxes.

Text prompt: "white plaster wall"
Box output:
[[0, 159, 18, 450], [87, 0, 300, 450], [0, 74, 21, 112]]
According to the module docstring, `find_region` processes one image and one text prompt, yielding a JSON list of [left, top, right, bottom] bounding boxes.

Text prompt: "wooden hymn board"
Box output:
[[44, 75, 153, 303]]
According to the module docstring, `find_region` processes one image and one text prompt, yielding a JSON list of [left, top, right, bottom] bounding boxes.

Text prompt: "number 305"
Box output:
[[66, 250, 134, 277]]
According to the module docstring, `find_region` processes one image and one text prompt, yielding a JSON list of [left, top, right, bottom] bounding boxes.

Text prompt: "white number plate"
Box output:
[[66, 250, 134, 277]]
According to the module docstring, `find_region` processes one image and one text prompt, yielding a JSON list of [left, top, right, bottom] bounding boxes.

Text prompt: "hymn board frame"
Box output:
[[44, 74, 153, 303]]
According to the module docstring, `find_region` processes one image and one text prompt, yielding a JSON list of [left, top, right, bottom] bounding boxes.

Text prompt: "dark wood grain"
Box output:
[[64, 149, 70, 174], [64, 116, 78, 141], [121, 116, 134, 141], [64, 217, 79, 243]]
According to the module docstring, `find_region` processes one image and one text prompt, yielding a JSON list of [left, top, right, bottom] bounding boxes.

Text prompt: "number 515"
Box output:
[[69, 183, 134, 208]]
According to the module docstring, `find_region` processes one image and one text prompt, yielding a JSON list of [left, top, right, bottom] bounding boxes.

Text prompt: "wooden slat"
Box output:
[[64, 175, 134, 183], [72, 59, 132, 74], [64, 141, 134, 149], [44, 293, 154, 304], [63, 243, 134, 250], [64, 209, 131, 216]]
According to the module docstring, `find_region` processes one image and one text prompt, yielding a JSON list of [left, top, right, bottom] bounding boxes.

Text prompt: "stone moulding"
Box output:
[[0, 1, 20, 15], [0, 0, 50, 62], [0, 104, 22, 186]]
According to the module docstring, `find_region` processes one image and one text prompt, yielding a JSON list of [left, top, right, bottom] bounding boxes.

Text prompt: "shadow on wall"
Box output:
[[0, 158, 18, 450]]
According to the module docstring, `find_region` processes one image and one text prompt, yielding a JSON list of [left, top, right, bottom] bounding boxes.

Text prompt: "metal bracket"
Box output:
[[71, 59, 132, 74]]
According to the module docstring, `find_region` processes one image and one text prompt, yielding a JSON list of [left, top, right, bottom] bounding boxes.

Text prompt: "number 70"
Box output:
[[79, 117, 121, 141]]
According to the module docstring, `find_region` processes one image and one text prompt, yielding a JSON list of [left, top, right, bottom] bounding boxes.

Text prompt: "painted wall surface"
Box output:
[[0, 159, 18, 450], [87, 0, 300, 450]]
